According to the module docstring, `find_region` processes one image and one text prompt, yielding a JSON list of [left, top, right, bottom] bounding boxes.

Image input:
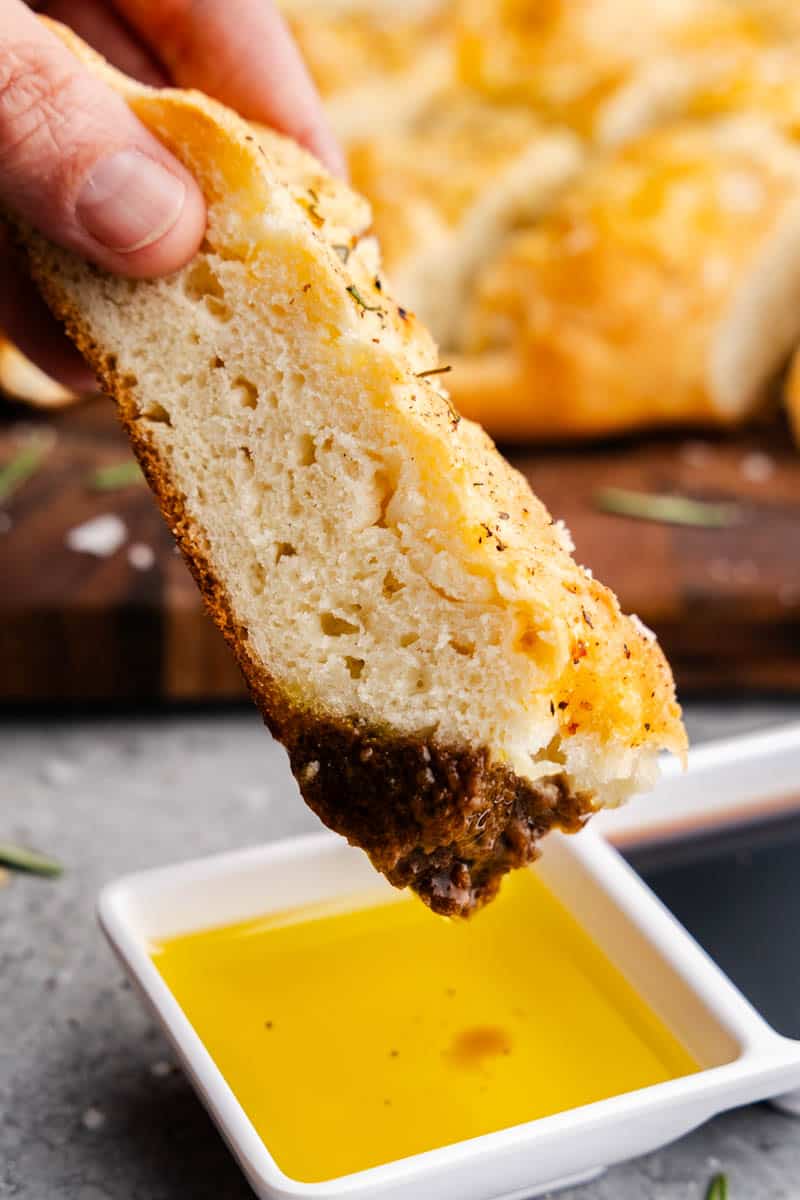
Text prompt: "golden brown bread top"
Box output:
[[455, 0, 788, 138], [450, 118, 800, 439], [348, 91, 568, 273], [283, 0, 453, 99]]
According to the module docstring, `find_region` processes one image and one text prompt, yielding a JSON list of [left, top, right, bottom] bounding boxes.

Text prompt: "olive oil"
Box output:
[[152, 869, 697, 1183]]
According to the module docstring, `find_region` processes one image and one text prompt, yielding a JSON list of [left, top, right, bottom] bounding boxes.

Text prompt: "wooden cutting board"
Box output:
[[2, 395, 799, 701]]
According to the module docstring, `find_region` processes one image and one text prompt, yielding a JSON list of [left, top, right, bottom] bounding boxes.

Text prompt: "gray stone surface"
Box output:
[[2, 701, 800, 1200]]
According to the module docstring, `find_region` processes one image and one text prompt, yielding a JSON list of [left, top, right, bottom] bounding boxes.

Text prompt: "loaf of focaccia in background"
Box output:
[[12, 19, 686, 916], [449, 119, 800, 439], [281, 0, 455, 141], [348, 92, 582, 347], [598, 21, 800, 146]]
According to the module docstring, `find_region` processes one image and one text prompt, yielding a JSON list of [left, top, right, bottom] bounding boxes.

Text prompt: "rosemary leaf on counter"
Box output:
[[594, 487, 739, 529], [705, 1173, 729, 1200], [0, 842, 63, 878], [0, 435, 51, 503], [87, 460, 145, 491]]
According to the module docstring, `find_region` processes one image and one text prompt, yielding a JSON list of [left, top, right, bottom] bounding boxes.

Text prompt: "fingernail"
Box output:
[[76, 149, 187, 253]]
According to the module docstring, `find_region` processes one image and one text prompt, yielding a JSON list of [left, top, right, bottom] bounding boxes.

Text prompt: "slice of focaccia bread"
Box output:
[[13, 20, 686, 915]]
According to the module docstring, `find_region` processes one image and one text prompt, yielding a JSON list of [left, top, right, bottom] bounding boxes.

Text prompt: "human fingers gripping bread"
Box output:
[[10, 19, 686, 915]]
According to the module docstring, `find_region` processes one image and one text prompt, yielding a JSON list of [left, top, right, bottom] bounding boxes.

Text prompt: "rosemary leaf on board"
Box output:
[[705, 1173, 728, 1200], [0, 435, 51, 503], [0, 842, 63, 878], [87, 461, 145, 491], [594, 487, 739, 529]]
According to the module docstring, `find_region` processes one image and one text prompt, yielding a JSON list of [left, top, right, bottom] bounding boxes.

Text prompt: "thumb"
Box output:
[[0, 3, 205, 278]]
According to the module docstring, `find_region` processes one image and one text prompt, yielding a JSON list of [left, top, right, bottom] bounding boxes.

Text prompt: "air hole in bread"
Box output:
[[400, 631, 419, 647], [450, 637, 476, 657], [320, 612, 360, 637], [142, 402, 171, 425], [297, 433, 317, 465], [344, 656, 365, 680], [232, 376, 258, 409], [205, 296, 233, 322], [516, 628, 539, 653], [211, 355, 225, 369], [214, 241, 249, 263], [373, 469, 396, 529], [275, 542, 297, 563], [185, 259, 224, 301], [382, 570, 404, 598]]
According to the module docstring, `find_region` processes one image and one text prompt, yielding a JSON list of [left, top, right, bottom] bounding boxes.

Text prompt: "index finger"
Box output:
[[115, 0, 346, 176]]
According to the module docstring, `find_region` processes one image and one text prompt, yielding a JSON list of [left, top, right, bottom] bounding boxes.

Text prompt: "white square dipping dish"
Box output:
[[99, 811, 800, 1200]]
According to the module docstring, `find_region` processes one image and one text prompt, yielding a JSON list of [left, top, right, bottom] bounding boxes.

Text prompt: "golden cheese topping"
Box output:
[[349, 93, 559, 271], [455, 0, 782, 137], [452, 119, 800, 438], [282, 0, 453, 99]]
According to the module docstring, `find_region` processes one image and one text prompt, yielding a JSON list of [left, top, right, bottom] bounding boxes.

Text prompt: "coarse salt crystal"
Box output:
[[128, 542, 155, 571], [82, 1107, 105, 1131], [66, 514, 126, 558]]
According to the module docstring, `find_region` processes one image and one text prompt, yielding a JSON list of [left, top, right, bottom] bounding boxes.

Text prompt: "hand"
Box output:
[[0, 0, 342, 390]]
